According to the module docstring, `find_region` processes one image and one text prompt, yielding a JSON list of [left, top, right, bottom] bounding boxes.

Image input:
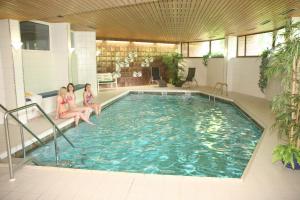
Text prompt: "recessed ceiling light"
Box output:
[[279, 8, 296, 15], [260, 20, 271, 25]]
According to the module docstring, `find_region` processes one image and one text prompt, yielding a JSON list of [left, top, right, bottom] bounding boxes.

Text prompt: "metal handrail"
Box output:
[[208, 94, 216, 104], [212, 82, 228, 96], [2, 103, 74, 147], [1, 103, 75, 180], [34, 103, 75, 148], [0, 104, 44, 145]]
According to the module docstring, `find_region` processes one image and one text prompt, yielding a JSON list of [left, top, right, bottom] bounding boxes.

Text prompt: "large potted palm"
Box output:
[[162, 53, 185, 87], [266, 20, 300, 169]]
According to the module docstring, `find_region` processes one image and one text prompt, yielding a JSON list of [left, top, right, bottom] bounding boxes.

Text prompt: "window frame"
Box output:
[[210, 38, 225, 57], [181, 38, 225, 58], [236, 27, 284, 58], [181, 42, 189, 58], [20, 21, 51, 51]]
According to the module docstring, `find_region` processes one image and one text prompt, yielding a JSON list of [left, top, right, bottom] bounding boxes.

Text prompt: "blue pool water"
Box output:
[[29, 93, 263, 178]]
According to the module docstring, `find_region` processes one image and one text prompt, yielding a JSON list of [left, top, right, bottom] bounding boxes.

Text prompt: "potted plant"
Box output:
[[162, 53, 185, 87], [265, 20, 300, 169], [202, 53, 224, 67], [202, 53, 211, 66], [258, 49, 271, 93]]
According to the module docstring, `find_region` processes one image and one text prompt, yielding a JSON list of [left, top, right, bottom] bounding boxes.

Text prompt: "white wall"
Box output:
[[264, 78, 282, 100], [52, 23, 70, 89], [226, 57, 282, 99], [182, 58, 225, 87], [0, 19, 17, 110], [23, 22, 70, 94], [182, 48, 280, 100], [179, 35, 281, 100], [206, 58, 225, 86], [0, 19, 26, 123], [72, 32, 97, 94], [182, 58, 207, 85], [0, 49, 5, 123], [23, 51, 54, 93], [227, 57, 265, 98]]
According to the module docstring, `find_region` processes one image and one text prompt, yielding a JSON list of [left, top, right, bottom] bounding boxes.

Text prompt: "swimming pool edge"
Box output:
[[1, 88, 266, 182]]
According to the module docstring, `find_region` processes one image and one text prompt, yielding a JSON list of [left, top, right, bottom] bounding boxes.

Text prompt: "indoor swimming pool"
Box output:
[[28, 92, 263, 178]]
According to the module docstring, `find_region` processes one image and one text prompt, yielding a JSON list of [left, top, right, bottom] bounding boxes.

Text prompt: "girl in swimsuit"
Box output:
[[66, 83, 92, 119], [55, 87, 94, 126], [83, 83, 101, 116]]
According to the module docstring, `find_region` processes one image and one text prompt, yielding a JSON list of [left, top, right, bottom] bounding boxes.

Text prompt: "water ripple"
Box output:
[[29, 94, 262, 178]]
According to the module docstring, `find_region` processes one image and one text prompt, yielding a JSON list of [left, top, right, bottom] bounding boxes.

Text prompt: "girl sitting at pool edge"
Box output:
[[66, 83, 92, 119], [83, 83, 101, 116], [55, 87, 94, 126]]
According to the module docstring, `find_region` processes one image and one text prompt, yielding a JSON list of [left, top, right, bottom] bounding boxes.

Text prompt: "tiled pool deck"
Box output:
[[0, 85, 299, 200]]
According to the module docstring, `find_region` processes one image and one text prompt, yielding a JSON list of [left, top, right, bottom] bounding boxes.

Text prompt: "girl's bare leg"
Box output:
[[98, 104, 101, 115], [71, 106, 92, 119], [90, 104, 101, 116], [78, 112, 94, 125], [91, 104, 99, 115], [84, 107, 92, 119], [96, 104, 101, 115], [60, 112, 81, 126], [74, 114, 80, 126]]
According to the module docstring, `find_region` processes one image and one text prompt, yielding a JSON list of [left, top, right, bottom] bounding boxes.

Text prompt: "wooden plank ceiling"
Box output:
[[0, 0, 300, 42]]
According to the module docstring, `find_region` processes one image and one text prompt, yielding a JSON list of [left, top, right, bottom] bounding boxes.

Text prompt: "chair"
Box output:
[[150, 67, 167, 87], [97, 73, 118, 90], [150, 67, 161, 83], [183, 68, 198, 88]]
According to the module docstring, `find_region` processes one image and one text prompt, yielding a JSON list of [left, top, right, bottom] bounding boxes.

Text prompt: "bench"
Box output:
[[97, 73, 118, 90]]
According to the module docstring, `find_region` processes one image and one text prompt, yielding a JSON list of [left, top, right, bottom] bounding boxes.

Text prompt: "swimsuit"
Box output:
[[86, 93, 93, 105], [60, 98, 68, 105], [59, 97, 68, 117], [59, 111, 68, 117], [67, 95, 74, 102]]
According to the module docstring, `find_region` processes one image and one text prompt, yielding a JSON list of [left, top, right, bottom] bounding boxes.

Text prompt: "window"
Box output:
[[275, 28, 285, 47], [246, 32, 273, 56], [20, 21, 50, 50], [181, 43, 188, 57], [238, 32, 273, 56], [189, 41, 209, 57], [237, 36, 246, 56], [211, 39, 225, 56]]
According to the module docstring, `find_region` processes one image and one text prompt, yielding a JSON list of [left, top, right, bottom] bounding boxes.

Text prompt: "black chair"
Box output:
[[150, 67, 167, 87], [184, 68, 198, 87], [150, 67, 161, 83]]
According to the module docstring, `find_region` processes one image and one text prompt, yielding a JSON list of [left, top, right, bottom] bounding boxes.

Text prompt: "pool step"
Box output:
[[0, 157, 42, 168], [27, 159, 73, 168]]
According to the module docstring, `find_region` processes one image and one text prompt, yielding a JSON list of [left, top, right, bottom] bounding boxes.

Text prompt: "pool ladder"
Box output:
[[0, 103, 75, 181], [184, 92, 192, 97], [208, 95, 216, 104]]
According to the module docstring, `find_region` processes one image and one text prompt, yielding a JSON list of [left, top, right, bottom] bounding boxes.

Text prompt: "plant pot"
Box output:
[[282, 157, 300, 170]]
